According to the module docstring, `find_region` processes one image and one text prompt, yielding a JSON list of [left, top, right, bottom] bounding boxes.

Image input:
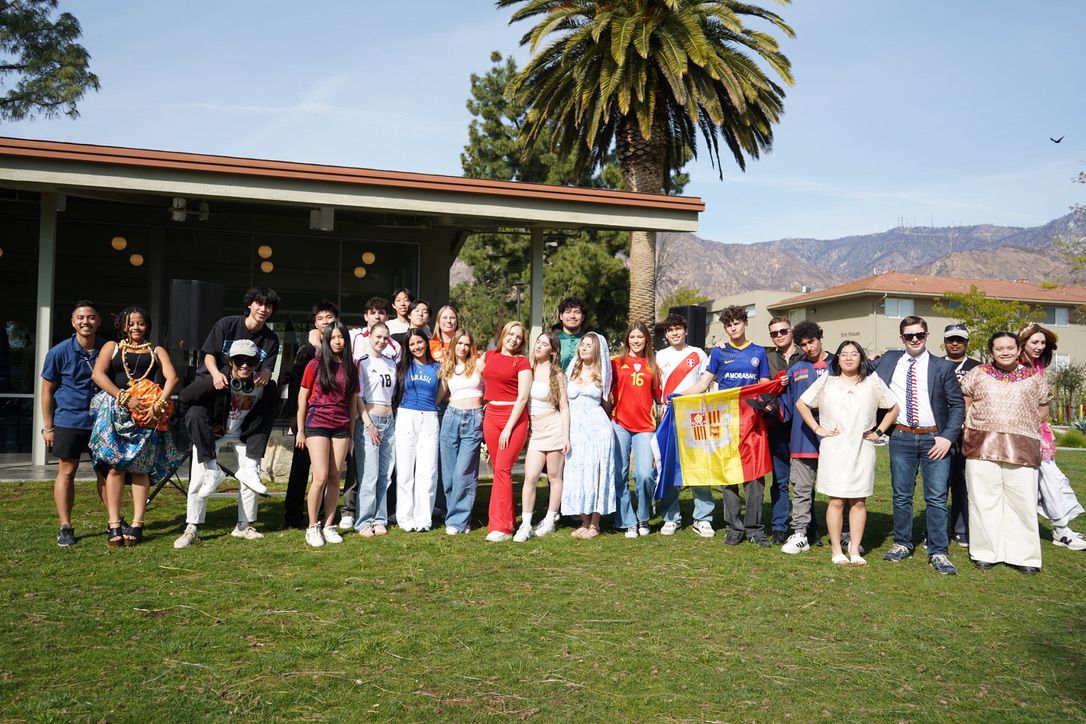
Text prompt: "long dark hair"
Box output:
[[618, 321, 659, 389], [830, 341, 870, 380], [318, 321, 357, 395], [396, 328, 434, 405]]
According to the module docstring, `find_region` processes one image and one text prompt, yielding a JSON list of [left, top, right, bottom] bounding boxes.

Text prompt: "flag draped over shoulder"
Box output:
[[655, 379, 784, 495]]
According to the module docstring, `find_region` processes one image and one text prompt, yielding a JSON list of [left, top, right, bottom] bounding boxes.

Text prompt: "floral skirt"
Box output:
[[89, 390, 185, 481]]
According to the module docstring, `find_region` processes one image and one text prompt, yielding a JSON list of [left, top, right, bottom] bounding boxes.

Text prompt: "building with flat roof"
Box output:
[[0, 137, 703, 461]]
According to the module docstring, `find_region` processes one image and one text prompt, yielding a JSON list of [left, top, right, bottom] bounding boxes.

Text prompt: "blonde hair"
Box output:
[[570, 333, 603, 388], [438, 328, 478, 380], [532, 331, 565, 406], [497, 321, 527, 356]]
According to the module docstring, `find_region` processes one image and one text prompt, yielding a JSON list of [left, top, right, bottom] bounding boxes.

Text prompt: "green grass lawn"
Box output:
[[2, 449, 1085, 723]]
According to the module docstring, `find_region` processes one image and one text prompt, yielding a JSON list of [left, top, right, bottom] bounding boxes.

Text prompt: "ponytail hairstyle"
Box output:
[[438, 328, 478, 381], [318, 321, 357, 396]]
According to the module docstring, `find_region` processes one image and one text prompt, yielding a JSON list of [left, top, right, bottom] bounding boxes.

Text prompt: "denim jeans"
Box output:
[[612, 422, 654, 529], [354, 413, 395, 528], [440, 406, 484, 533], [889, 430, 951, 556], [768, 423, 792, 532], [658, 485, 718, 524]]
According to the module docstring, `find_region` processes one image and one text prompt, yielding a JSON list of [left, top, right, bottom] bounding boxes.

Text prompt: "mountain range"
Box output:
[[655, 212, 1082, 301], [451, 212, 1083, 300]]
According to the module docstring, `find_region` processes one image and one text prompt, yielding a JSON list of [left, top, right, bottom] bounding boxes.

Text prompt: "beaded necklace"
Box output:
[[120, 339, 156, 386], [981, 362, 1034, 383]]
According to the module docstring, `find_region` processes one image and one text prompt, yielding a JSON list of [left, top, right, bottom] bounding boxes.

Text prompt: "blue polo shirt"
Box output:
[[41, 335, 107, 430], [706, 340, 768, 390]]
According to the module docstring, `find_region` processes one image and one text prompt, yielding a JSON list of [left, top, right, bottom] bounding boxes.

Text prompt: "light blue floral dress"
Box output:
[[561, 380, 617, 516]]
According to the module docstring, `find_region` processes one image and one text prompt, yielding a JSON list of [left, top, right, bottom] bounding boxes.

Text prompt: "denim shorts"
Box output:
[[305, 426, 351, 439]]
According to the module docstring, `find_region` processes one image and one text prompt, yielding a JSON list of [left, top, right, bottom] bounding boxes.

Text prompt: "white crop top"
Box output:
[[447, 364, 485, 402], [357, 355, 397, 406], [529, 379, 556, 415]]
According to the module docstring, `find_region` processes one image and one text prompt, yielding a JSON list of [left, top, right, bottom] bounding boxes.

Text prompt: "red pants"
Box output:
[[483, 404, 528, 533]]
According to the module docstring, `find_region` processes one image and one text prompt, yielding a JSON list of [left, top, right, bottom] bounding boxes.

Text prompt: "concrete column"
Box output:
[[32, 193, 59, 466], [528, 228, 544, 345]]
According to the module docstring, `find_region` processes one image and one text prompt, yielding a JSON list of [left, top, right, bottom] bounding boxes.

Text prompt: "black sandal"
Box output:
[[107, 522, 125, 547], [123, 520, 144, 546]]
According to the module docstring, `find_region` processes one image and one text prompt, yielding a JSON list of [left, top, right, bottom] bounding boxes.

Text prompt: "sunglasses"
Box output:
[[232, 355, 260, 367], [901, 333, 927, 342], [768, 329, 790, 338]]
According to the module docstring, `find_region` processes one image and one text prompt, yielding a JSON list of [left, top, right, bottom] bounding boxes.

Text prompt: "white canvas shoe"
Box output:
[[230, 525, 264, 540]]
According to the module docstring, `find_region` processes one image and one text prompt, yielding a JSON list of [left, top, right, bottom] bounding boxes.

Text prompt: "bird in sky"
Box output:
[[1051, 136, 1065, 143]]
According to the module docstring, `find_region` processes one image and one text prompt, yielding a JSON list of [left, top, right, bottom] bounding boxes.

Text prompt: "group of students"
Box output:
[[42, 287, 1086, 573]]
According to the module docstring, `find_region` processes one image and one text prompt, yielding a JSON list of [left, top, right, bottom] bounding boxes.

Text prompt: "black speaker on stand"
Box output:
[[669, 305, 708, 350], [168, 280, 223, 386]]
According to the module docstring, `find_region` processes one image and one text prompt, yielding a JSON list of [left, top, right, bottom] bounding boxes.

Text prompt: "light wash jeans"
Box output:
[[354, 413, 395, 529], [439, 406, 484, 533], [612, 422, 655, 529]]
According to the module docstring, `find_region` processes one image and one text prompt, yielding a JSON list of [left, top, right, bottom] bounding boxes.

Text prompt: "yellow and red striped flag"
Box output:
[[668, 379, 783, 487]]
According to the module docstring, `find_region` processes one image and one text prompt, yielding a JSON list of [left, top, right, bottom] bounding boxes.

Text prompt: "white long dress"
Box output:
[[799, 374, 895, 498], [561, 380, 617, 515]]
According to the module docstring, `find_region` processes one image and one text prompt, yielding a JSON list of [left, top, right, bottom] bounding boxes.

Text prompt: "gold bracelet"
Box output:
[[117, 391, 130, 406]]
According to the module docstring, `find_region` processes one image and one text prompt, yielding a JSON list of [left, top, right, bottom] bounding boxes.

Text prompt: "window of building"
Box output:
[[884, 298, 914, 318], [1054, 353, 1070, 369], [1042, 306, 1069, 327], [745, 304, 756, 318]]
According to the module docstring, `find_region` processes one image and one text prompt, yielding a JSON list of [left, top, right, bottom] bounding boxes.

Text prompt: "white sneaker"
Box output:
[[305, 525, 325, 547], [445, 526, 460, 536], [173, 525, 198, 548], [534, 515, 557, 538], [230, 525, 264, 540], [625, 526, 640, 539], [660, 521, 679, 536], [373, 522, 388, 536], [637, 522, 651, 536], [513, 521, 535, 542], [197, 468, 227, 498], [781, 531, 811, 555], [236, 466, 267, 495], [322, 526, 344, 544], [691, 520, 715, 538], [338, 515, 355, 530], [485, 530, 512, 542], [1054, 529, 1086, 550]]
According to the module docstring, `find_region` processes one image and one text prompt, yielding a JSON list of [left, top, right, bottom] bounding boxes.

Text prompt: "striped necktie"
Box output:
[[906, 357, 918, 427]]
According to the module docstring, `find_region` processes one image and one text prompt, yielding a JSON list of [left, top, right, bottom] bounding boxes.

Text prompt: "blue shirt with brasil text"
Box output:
[[706, 341, 768, 390]]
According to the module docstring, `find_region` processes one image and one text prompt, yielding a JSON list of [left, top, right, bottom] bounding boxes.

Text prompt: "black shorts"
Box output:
[[305, 426, 351, 439], [51, 426, 92, 460]]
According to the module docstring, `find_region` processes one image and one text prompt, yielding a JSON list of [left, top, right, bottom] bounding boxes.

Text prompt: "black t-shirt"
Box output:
[[198, 315, 280, 377], [944, 355, 981, 384]]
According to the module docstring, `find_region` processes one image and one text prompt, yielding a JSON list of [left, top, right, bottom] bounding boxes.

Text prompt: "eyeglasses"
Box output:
[[838, 353, 861, 359], [232, 356, 259, 367], [768, 329, 790, 338], [901, 333, 927, 342]]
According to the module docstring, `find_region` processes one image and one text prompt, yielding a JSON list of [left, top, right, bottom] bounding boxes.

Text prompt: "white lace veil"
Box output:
[[565, 332, 611, 391]]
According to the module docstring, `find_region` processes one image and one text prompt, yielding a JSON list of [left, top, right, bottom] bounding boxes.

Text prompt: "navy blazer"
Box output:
[[872, 349, 965, 441]]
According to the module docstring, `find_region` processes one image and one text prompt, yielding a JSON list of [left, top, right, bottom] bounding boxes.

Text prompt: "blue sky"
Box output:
[[4, 0, 1084, 244]]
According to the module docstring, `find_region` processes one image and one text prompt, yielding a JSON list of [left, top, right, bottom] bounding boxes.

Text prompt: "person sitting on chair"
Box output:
[[174, 339, 276, 548]]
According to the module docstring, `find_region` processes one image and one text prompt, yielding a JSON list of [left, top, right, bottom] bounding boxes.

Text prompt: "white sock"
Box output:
[[1055, 526, 1071, 538], [521, 514, 533, 527]]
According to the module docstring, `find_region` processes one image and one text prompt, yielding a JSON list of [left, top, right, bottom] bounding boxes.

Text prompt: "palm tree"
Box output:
[[496, 0, 795, 324]]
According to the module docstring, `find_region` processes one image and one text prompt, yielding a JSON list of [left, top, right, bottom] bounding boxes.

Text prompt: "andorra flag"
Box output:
[[654, 379, 784, 492]]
